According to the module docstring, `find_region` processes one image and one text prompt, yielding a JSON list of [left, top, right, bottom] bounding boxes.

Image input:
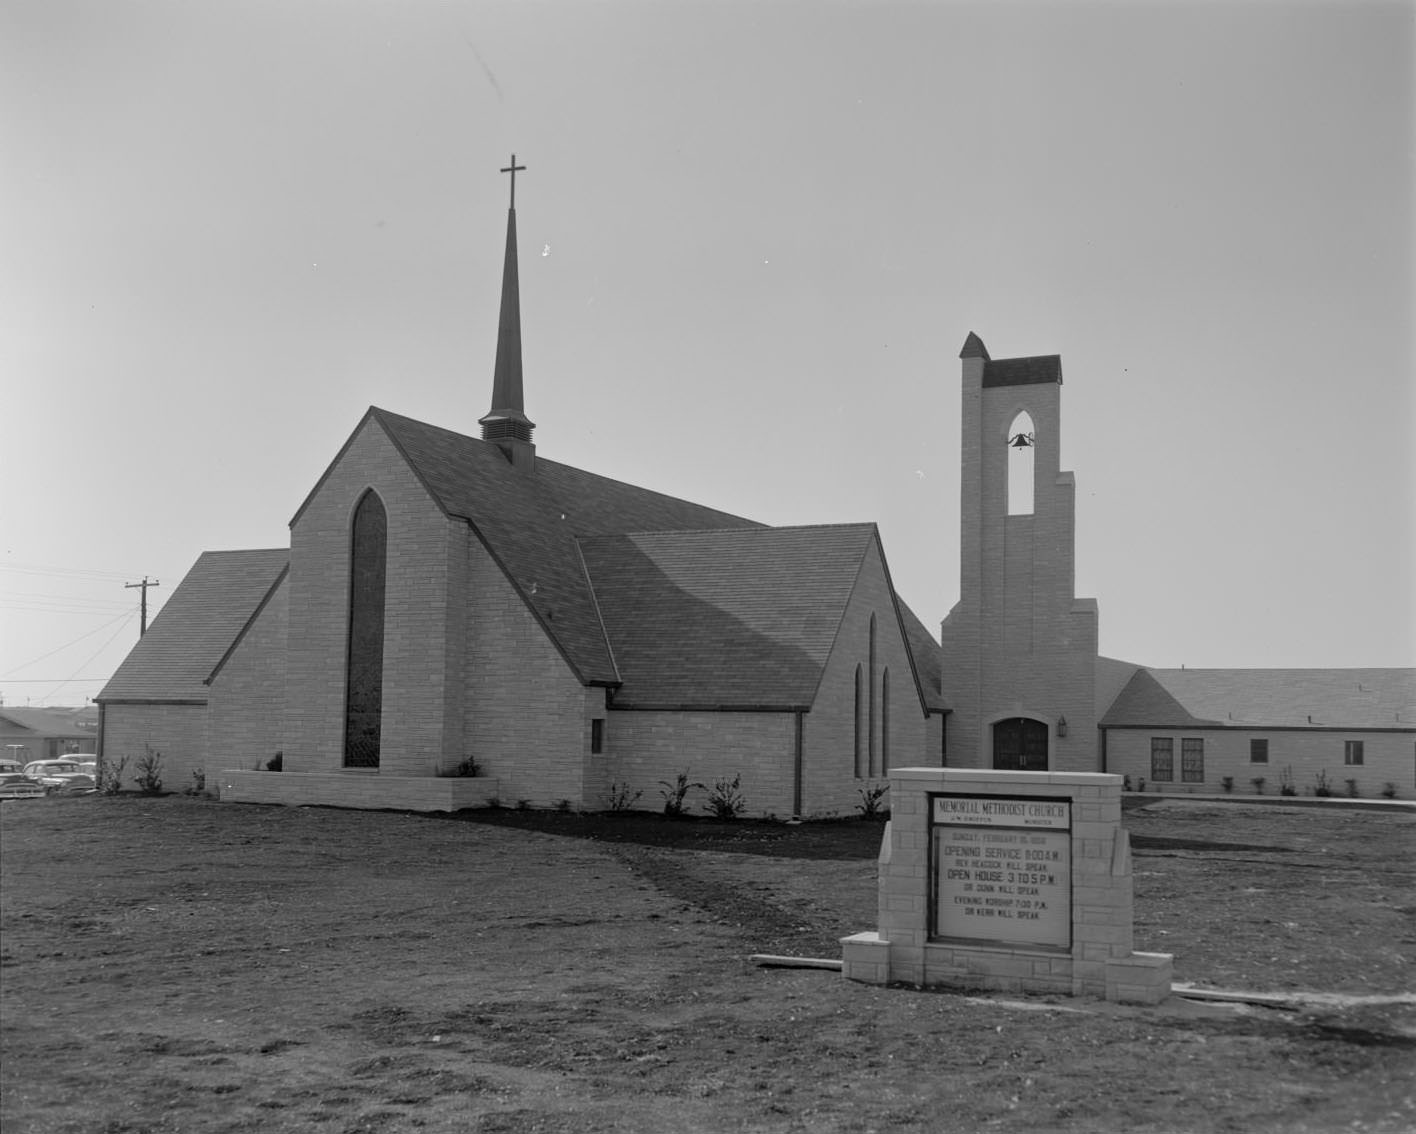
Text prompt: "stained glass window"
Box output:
[[343, 491, 386, 768]]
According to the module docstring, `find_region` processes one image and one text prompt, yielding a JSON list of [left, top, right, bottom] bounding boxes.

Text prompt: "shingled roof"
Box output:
[[364, 408, 765, 686], [97, 550, 290, 703], [581, 525, 870, 709], [308, 409, 946, 706], [1100, 668, 1416, 731]]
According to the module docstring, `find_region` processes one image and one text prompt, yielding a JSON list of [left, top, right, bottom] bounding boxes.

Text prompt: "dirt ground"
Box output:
[[1, 795, 1412, 1133]]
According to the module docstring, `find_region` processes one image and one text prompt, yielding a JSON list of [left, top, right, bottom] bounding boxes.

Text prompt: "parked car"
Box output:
[[22, 760, 96, 794], [0, 773, 47, 800], [0, 758, 24, 774]]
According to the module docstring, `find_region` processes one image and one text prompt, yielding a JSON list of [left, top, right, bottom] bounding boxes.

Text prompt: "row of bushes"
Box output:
[[1126, 768, 1399, 799]]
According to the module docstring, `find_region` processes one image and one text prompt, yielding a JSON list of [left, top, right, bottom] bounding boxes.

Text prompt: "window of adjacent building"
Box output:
[[1150, 737, 1173, 781], [1250, 738, 1269, 764], [1344, 740, 1364, 766], [1007, 411, 1036, 516], [1182, 738, 1205, 782], [590, 718, 604, 754]]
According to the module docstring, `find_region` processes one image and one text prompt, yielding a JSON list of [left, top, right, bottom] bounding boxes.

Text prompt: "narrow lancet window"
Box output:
[[1007, 411, 1035, 515], [853, 664, 865, 778], [344, 491, 387, 768]]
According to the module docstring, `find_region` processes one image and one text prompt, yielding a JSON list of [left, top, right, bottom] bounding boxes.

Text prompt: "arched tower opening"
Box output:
[[1006, 410, 1036, 516]]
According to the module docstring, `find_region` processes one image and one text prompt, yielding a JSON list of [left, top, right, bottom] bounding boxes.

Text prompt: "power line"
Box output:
[[37, 613, 136, 703], [0, 562, 146, 582], [0, 610, 135, 677]]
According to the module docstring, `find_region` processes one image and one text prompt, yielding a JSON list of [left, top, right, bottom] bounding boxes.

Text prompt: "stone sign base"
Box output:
[[841, 768, 1172, 1004]]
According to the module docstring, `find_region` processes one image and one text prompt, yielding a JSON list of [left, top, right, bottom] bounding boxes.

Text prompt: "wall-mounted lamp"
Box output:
[[1009, 431, 1035, 448], [1056, 716, 1068, 738]]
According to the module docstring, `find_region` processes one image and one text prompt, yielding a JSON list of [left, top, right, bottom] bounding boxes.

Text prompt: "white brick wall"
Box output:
[[208, 576, 288, 775], [1106, 728, 1416, 799], [100, 703, 209, 794]]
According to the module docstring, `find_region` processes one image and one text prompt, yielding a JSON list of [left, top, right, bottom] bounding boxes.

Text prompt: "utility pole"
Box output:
[[125, 576, 161, 636]]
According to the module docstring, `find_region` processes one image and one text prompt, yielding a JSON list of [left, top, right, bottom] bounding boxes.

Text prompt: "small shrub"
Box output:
[[265, 751, 284, 772], [1344, 778, 1359, 798], [704, 774, 746, 820], [1137, 777, 1146, 793], [1250, 777, 1266, 795], [857, 784, 890, 818], [516, 798, 532, 810], [1313, 769, 1333, 797], [659, 771, 702, 818], [1279, 765, 1296, 796], [485, 796, 502, 809], [437, 757, 479, 778], [1221, 776, 1234, 793], [1381, 782, 1398, 799], [97, 755, 128, 796], [184, 768, 206, 797], [1122, 774, 1132, 792], [606, 781, 643, 812], [134, 745, 164, 795], [554, 798, 573, 813]]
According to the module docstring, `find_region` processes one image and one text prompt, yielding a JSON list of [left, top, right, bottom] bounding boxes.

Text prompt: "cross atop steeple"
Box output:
[[501, 154, 526, 209], [481, 153, 535, 466]]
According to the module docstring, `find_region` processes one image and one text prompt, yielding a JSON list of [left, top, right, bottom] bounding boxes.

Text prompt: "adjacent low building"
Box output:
[[1100, 667, 1416, 799]]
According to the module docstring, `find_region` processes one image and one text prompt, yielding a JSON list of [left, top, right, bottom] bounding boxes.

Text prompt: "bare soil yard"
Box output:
[[2, 795, 1412, 1133]]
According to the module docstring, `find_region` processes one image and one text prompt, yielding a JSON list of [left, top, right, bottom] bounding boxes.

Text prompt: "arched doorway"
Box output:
[[993, 717, 1048, 771]]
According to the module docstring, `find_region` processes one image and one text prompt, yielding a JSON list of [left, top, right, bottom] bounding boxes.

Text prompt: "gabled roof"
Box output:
[[368, 408, 764, 685], [1100, 668, 1416, 731], [0, 707, 91, 736], [579, 525, 874, 709], [96, 550, 290, 703]]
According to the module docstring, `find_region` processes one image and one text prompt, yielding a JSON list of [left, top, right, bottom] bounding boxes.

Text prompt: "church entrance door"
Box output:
[[993, 717, 1048, 771]]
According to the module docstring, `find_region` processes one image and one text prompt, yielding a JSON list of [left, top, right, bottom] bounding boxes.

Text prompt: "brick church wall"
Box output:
[[608, 710, 797, 818], [284, 420, 464, 775], [100, 703, 209, 793], [461, 527, 595, 807], [207, 575, 288, 777], [803, 538, 937, 818]]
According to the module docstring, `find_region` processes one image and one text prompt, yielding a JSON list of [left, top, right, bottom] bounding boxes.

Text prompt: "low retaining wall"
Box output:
[[217, 770, 501, 812]]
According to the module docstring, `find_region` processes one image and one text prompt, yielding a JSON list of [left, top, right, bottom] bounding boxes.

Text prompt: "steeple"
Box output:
[[479, 154, 536, 467]]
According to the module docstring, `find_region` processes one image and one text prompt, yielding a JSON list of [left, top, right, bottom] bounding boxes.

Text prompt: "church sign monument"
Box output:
[[843, 768, 1172, 1004]]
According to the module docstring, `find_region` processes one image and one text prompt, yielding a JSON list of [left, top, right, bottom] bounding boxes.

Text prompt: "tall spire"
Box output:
[[480, 154, 535, 461]]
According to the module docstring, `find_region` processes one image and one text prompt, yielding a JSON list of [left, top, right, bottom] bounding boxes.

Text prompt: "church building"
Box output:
[[96, 162, 947, 817], [97, 160, 1414, 811]]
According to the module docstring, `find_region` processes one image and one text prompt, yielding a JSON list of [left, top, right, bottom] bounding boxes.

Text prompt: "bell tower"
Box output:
[[940, 333, 1099, 771]]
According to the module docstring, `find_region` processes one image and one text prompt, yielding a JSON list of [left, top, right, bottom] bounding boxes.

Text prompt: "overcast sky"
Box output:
[[2, 0, 1412, 708]]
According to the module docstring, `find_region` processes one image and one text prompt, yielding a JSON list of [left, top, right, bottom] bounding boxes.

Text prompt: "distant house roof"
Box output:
[[96, 550, 290, 703], [1100, 668, 1416, 731], [0, 707, 92, 737]]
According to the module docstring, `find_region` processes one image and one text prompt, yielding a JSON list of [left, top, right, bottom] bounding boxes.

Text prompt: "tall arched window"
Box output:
[[881, 667, 891, 774], [868, 614, 878, 776], [344, 491, 387, 768], [1007, 410, 1035, 516], [853, 663, 865, 779]]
